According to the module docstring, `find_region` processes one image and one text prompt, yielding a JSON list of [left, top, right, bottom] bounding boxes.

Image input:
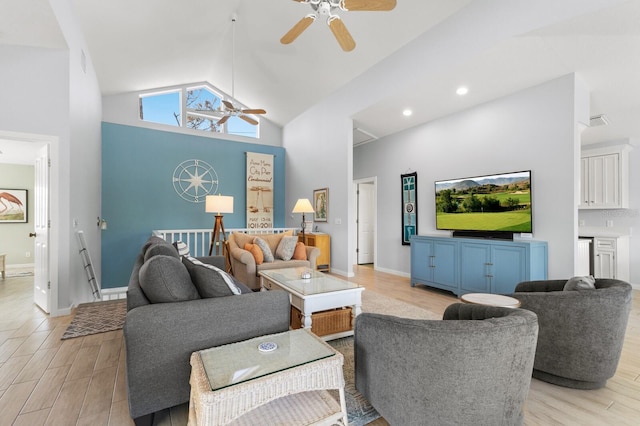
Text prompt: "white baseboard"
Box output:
[[6, 263, 35, 269]]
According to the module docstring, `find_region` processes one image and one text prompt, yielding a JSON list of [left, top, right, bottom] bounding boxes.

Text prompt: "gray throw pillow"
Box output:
[[254, 237, 274, 263], [563, 275, 596, 291], [183, 256, 246, 297], [275, 236, 298, 261], [141, 236, 168, 255], [139, 255, 200, 303], [144, 242, 180, 262]]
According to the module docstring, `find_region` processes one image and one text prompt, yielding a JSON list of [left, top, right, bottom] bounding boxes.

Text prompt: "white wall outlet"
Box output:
[[73, 218, 79, 228], [606, 220, 614, 228], [335, 218, 342, 225], [25, 251, 31, 258], [579, 220, 585, 226]]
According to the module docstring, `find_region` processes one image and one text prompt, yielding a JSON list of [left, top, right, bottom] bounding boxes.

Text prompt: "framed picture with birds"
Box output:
[[0, 189, 27, 223]]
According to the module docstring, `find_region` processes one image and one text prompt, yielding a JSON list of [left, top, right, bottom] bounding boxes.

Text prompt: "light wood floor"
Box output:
[[0, 266, 638, 425]]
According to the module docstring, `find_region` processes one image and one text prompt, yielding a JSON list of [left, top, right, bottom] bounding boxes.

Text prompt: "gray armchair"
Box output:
[[512, 278, 632, 389], [355, 303, 538, 426]]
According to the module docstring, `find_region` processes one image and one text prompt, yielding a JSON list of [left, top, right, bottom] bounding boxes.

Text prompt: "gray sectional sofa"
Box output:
[[123, 236, 290, 423]]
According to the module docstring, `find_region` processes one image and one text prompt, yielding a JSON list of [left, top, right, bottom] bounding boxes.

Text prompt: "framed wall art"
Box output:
[[0, 189, 28, 223], [313, 188, 328, 222], [401, 172, 417, 245]]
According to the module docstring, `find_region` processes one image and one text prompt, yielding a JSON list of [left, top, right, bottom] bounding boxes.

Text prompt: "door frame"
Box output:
[[353, 177, 377, 267], [0, 130, 59, 316]]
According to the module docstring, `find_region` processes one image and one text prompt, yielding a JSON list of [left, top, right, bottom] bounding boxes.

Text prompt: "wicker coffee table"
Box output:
[[189, 329, 347, 425], [259, 267, 364, 340]]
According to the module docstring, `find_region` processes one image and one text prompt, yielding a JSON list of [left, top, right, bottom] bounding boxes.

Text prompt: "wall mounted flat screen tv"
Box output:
[[435, 170, 532, 234]]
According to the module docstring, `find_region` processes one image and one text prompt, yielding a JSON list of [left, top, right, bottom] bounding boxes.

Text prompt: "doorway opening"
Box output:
[[0, 130, 58, 315], [354, 177, 376, 266]]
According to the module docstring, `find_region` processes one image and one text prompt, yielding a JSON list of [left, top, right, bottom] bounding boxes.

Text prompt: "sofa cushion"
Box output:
[[254, 237, 275, 263], [183, 256, 249, 296], [244, 243, 264, 265], [257, 259, 310, 273], [564, 275, 596, 291], [275, 236, 298, 261], [292, 242, 307, 260], [144, 243, 179, 263], [139, 255, 200, 303]]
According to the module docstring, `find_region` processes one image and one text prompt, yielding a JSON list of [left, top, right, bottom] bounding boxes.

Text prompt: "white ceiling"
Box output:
[[1, 0, 639, 164]]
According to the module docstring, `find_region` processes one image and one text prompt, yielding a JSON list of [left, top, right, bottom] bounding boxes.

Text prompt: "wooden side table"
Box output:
[[299, 233, 331, 272], [461, 292, 521, 308]]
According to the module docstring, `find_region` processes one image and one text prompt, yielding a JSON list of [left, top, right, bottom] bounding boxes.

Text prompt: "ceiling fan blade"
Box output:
[[241, 109, 266, 115], [217, 115, 230, 125], [341, 0, 396, 11], [328, 17, 356, 52], [222, 100, 235, 110], [239, 115, 259, 126], [281, 15, 315, 44]]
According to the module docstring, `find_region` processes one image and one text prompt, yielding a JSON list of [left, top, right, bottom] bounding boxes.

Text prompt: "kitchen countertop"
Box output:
[[578, 227, 631, 238]]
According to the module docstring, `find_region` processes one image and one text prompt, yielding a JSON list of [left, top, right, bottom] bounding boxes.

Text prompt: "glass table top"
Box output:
[[198, 329, 335, 391], [259, 267, 361, 296]]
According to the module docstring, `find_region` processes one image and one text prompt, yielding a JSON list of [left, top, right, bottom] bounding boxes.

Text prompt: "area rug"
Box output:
[[329, 291, 440, 425], [60, 299, 127, 340]]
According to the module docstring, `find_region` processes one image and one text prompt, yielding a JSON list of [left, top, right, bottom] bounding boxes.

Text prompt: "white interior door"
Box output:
[[357, 183, 375, 264], [33, 144, 50, 313]]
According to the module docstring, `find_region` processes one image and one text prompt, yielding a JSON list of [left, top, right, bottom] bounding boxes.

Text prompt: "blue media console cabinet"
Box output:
[[410, 235, 548, 296]]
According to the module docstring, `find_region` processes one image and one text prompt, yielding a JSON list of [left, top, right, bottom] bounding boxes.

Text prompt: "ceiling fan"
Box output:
[[281, 0, 397, 52], [192, 16, 266, 127]]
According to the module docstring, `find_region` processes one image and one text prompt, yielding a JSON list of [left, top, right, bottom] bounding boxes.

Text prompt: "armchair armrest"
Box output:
[[306, 246, 320, 266], [514, 280, 566, 293]]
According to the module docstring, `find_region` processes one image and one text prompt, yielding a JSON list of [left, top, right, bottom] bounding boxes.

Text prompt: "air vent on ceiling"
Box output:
[[353, 127, 378, 146], [589, 114, 610, 127]]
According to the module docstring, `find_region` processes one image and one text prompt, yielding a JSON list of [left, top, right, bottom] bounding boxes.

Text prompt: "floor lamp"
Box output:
[[292, 198, 314, 240], [206, 194, 234, 256]]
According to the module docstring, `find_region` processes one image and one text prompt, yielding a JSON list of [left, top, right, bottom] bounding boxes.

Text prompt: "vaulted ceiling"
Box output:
[[1, 0, 639, 163]]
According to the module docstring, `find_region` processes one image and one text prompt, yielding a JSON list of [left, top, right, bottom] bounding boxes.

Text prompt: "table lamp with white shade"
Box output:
[[292, 198, 314, 239]]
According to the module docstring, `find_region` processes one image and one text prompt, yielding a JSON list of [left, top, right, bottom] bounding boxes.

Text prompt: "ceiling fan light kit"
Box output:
[[282, 0, 397, 52]]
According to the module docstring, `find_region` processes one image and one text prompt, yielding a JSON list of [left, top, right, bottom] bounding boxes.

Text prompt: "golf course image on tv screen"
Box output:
[[435, 170, 532, 233]]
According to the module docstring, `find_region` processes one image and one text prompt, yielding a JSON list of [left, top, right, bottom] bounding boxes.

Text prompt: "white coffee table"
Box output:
[[259, 267, 364, 340]]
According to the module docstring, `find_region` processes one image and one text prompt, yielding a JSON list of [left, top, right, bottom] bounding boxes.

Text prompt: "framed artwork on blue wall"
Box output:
[[0, 189, 28, 223], [401, 172, 417, 245]]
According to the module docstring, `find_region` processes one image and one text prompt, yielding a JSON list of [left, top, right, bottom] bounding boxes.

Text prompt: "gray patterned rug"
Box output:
[[61, 299, 127, 339]]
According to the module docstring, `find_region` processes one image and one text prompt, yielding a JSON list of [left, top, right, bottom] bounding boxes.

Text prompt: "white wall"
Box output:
[[0, 0, 102, 314], [51, 0, 103, 307], [283, 0, 606, 276], [355, 75, 585, 280]]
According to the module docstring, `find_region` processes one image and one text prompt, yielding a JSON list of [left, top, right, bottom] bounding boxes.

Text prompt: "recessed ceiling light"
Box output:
[[403, 109, 413, 117], [456, 86, 469, 96]]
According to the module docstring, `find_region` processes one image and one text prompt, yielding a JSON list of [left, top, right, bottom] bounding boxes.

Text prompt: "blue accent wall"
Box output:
[[101, 122, 286, 288]]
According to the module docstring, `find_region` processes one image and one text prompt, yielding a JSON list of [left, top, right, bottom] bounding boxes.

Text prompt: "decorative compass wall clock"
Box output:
[[173, 159, 218, 203]]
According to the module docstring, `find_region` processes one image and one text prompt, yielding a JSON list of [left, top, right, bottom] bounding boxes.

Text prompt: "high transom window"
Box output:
[[138, 83, 259, 138]]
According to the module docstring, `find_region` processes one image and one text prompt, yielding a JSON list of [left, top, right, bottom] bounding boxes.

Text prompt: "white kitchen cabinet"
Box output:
[[580, 143, 632, 209], [593, 236, 630, 281]]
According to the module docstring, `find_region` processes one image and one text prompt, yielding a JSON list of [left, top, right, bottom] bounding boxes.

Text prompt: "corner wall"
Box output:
[[354, 75, 582, 280]]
